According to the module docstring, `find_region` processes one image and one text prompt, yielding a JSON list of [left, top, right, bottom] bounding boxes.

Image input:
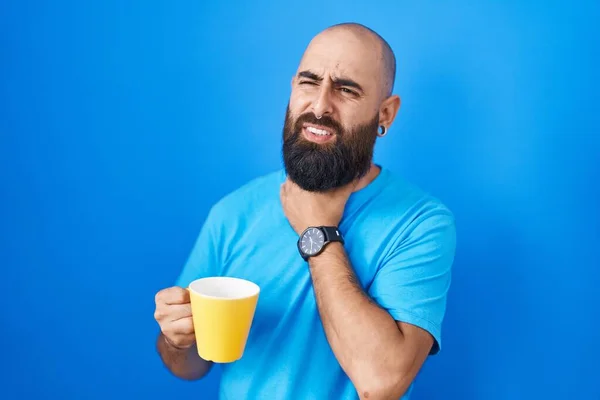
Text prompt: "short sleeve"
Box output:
[[175, 206, 223, 288], [368, 206, 456, 355]]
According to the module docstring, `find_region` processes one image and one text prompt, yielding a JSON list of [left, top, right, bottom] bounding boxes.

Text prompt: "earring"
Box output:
[[377, 125, 387, 137]]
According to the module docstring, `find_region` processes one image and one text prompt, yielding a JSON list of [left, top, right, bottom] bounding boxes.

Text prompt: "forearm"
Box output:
[[309, 243, 409, 399], [156, 333, 213, 381]]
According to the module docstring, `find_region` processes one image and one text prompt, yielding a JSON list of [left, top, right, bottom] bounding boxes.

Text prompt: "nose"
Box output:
[[311, 85, 334, 118]]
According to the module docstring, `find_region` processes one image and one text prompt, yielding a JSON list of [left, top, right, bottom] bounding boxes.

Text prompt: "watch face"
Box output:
[[300, 228, 325, 256]]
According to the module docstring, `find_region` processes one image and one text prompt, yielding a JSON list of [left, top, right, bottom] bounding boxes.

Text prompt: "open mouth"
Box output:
[[301, 124, 336, 144]]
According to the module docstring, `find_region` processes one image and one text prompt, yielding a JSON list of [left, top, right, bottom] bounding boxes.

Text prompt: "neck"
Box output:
[[353, 163, 381, 192]]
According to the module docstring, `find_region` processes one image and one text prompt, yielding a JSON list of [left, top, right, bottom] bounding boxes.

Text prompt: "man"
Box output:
[[154, 22, 456, 400]]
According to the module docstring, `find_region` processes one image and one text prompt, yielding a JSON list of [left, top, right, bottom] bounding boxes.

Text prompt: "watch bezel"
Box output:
[[297, 226, 325, 260], [297, 226, 344, 261]]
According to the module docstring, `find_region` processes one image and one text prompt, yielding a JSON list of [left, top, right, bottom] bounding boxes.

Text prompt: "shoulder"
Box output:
[[207, 169, 285, 224], [376, 168, 456, 246]]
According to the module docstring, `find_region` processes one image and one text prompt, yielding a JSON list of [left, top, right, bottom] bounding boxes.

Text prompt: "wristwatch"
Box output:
[[297, 226, 344, 261]]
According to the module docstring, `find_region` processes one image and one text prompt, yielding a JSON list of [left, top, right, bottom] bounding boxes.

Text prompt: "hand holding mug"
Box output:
[[154, 286, 195, 349]]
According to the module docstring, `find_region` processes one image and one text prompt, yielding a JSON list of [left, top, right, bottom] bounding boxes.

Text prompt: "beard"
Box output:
[[281, 106, 379, 192]]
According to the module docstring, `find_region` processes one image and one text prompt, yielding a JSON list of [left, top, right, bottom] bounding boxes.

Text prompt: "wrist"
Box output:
[[309, 241, 345, 263], [297, 226, 345, 262], [322, 241, 345, 253], [296, 222, 339, 235]]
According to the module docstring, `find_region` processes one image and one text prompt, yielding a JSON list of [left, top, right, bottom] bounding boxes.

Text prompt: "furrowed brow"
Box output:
[[298, 70, 323, 81], [332, 76, 363, 93]]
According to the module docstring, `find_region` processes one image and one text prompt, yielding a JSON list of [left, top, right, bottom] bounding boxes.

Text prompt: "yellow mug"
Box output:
[[188, 277, 260, 363]]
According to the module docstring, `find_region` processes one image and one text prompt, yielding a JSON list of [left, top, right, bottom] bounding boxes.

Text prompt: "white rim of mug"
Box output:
[[188, 276, 260, 301]]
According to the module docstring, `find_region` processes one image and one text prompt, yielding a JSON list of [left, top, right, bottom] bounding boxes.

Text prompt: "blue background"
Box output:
[[1, 1, 598, 399]]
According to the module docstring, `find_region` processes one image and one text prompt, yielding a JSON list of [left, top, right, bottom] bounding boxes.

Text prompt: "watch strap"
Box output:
[[321, 226, 344, 244]]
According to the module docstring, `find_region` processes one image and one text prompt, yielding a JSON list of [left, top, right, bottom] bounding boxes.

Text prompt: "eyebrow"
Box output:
[[297, 70, 364, 93]]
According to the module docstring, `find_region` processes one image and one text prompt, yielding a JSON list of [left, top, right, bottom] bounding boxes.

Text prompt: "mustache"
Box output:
[[293, 112, 343, 136]]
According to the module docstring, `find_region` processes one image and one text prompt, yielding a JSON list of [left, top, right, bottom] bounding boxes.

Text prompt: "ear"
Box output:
[[378, 94, 401, 130]]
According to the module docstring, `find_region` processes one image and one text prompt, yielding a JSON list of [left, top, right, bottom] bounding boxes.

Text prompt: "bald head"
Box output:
[[287, 22, 402, 162], [303, 23, 396, 97]]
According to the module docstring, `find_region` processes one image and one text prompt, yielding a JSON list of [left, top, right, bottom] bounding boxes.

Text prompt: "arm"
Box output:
[[280, 178, 455, 399], [154, 206, 223, 379], [309, 243, 433, 399], [156, 332, 213, 381]]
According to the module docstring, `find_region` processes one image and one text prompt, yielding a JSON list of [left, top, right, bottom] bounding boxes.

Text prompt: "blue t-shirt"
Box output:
[[175, 166, 456, 399]]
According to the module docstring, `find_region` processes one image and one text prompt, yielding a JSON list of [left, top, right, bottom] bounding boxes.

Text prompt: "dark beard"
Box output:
[[281, 106, 379, 192]]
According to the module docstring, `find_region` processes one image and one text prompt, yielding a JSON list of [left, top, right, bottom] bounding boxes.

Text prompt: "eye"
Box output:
[[340, 87, 358, 96], [299, 80, 317, 86]]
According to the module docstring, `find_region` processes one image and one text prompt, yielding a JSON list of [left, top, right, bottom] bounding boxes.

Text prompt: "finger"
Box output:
[[285, 178, 296, 191], [156, 287, 189, 305], [167, 316, 195, 336], [284, 179, 295, 191], [280, 183, 287, 201], [155, 303, 192, 322]]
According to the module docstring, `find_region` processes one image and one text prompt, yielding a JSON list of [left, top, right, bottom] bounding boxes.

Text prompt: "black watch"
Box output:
[[297, 226, 344, 261]]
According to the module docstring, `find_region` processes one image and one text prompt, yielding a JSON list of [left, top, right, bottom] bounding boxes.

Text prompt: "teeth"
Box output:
[[307, 127, 331, 136]]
